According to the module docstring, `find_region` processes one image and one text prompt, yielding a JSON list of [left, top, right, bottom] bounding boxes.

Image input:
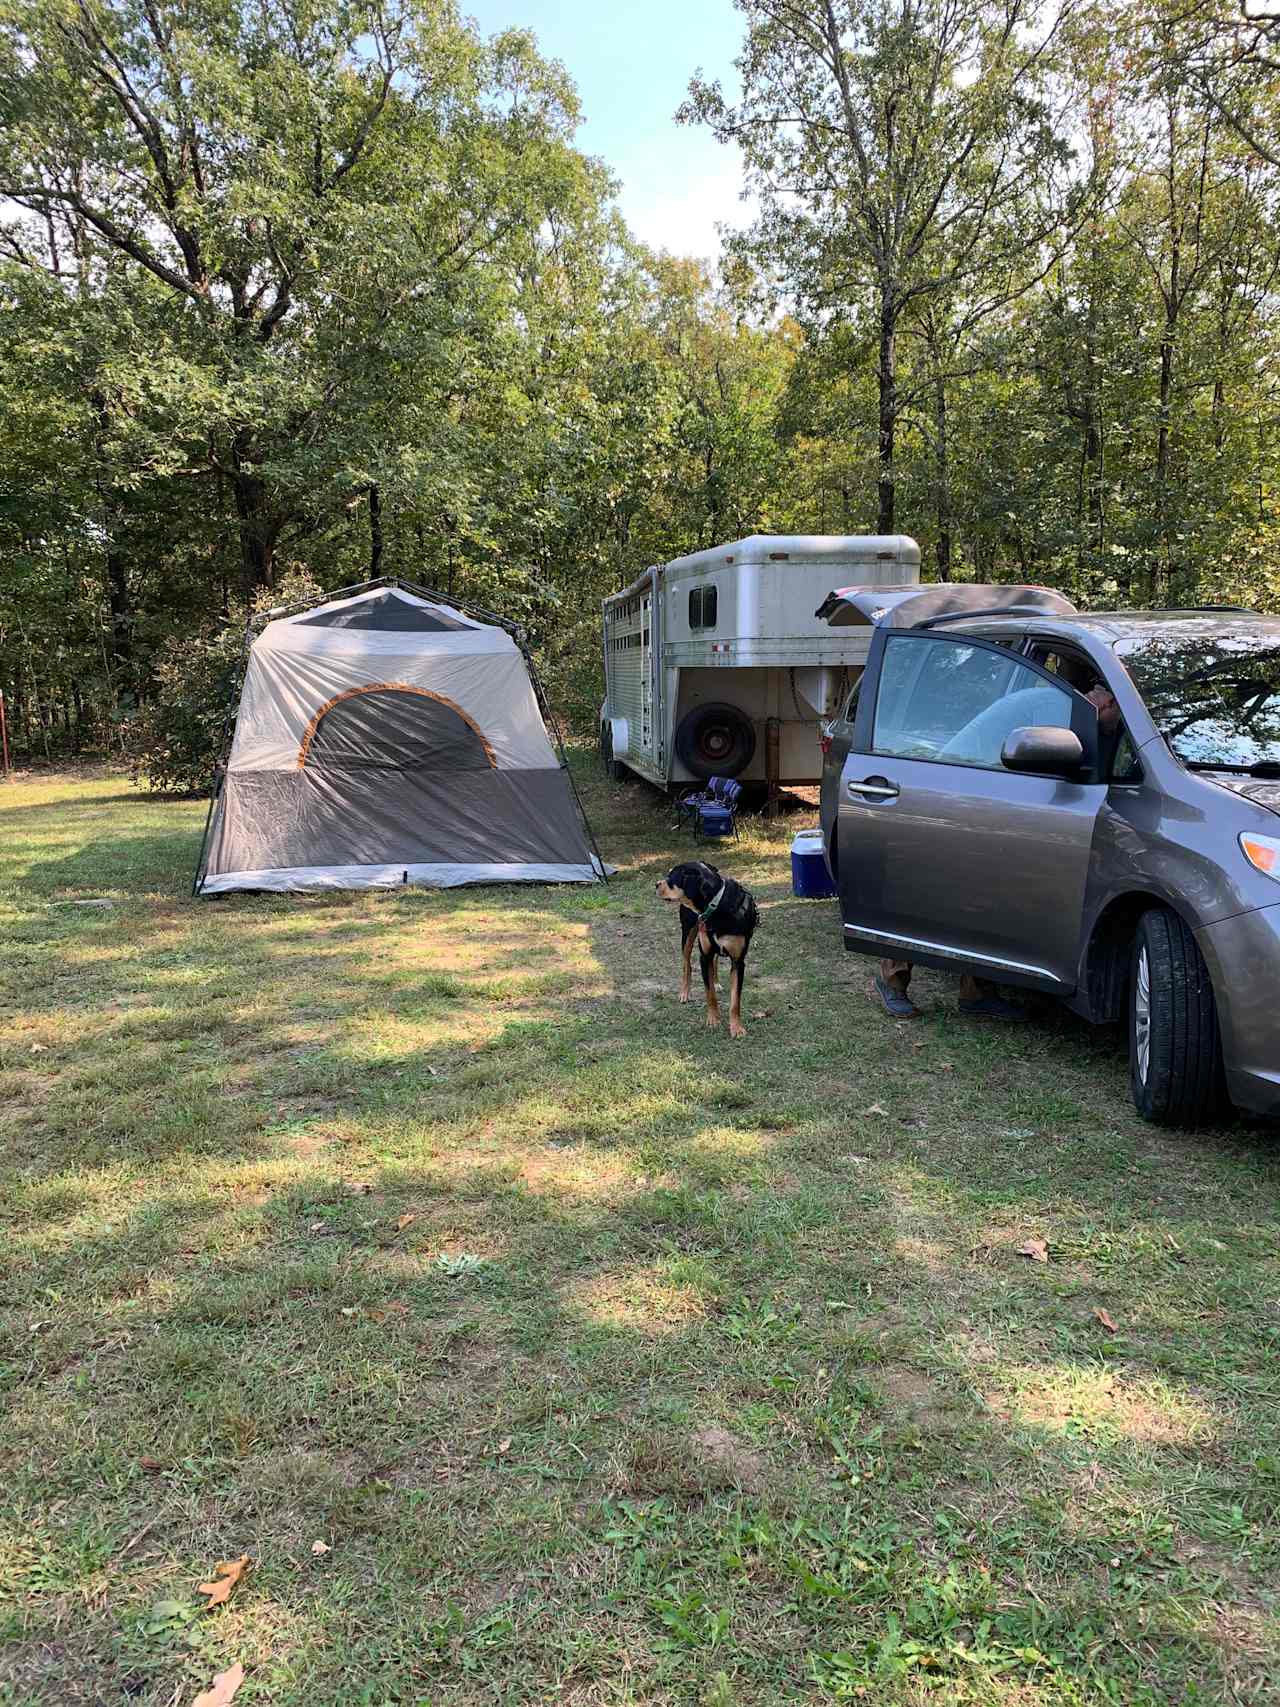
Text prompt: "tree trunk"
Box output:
[[932, 367, 951, 581], [1212, 285, 1231, 454], [105, 543, 131, 681], [877, 286, 897, 535], [231, 435, 275, 600], [369, 482, 384, 577], [1155, 322, 1175, 603], [91, 392, 132, 681]]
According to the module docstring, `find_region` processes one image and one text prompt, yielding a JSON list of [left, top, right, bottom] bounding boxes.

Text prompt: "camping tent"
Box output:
[[193, 583, 607, 894]]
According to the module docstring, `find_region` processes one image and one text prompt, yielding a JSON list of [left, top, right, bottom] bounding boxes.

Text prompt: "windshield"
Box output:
[[1117, 629, 1280, 770]]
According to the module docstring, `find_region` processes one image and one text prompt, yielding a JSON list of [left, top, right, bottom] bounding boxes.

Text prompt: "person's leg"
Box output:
[[958, 973, 1029, 1021], [874, 958, 920, 1018], [881, 959, 912, 992]]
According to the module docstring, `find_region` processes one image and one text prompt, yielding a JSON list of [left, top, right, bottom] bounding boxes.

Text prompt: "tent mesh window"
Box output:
[[298, 686, 496, 771], [295, 591, 472, 633]]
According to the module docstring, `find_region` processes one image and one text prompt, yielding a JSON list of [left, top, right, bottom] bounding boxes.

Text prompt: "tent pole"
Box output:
[[190, 620, 253, 897], [519, 640, 610, 885]]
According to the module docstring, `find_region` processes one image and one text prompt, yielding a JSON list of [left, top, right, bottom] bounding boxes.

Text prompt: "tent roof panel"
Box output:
[[294, 589, 474, 633]]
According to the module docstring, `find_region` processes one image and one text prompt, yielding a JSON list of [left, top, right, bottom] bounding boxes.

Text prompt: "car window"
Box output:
[[1110, 730, 1143, 784], [1117, 629, 1280, 772], [873, 633, 1074, 769], [1027, 643, 1137, 781], [1030, 648, 1097, 692]]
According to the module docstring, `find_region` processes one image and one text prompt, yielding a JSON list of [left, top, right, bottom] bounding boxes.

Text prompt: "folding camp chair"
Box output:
[[692, 778, 742, 841], [675, 775, 724, 831]]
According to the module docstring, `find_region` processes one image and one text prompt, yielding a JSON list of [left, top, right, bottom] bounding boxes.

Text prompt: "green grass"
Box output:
[[2, 760, 1279, 1705]]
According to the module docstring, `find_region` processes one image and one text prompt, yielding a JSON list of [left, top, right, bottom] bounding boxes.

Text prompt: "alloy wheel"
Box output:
[[1134, 943, 1151, 1084]]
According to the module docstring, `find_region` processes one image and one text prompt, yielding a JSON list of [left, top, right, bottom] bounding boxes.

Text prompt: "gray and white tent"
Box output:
[[194, 583, 607, 894]]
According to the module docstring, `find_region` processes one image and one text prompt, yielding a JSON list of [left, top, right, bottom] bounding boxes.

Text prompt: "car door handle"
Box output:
[[847, 776, 899, 799]]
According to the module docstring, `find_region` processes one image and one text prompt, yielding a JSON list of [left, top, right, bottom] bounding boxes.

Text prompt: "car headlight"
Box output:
[[1240, 831, 1280, 879]]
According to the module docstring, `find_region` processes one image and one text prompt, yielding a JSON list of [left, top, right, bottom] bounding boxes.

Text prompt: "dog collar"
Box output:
[[698, 882, 726, 922]]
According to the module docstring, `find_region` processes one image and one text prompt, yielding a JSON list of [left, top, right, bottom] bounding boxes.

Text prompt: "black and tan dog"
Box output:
[[655, 861, 760, 1038]]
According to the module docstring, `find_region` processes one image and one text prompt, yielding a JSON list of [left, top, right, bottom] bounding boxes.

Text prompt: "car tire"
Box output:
[[1129, 906, 1224, 1126], [673, 702, 756, 780]]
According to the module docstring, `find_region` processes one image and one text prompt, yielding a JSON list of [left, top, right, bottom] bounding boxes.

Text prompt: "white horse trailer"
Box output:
[[600, 534, 921, 792]]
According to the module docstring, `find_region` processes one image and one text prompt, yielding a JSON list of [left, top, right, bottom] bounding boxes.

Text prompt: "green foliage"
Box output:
[[1, 0, 1279, 768], [127, 570, 322, 795]]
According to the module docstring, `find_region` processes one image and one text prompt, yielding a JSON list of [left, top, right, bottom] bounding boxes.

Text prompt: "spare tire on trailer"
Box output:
[[674, 701, 756, 780]]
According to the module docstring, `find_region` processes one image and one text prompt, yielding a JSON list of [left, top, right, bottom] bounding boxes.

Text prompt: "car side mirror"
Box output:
[[1001, 725, 1085, 776]]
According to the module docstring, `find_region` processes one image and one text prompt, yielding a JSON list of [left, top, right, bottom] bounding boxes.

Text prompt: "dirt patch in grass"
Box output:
[[690, 1426, 770, 1493], [878, 1367, 946, 1418]]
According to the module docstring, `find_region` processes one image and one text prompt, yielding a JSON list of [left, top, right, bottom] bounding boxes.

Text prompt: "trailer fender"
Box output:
[[604, 716, 632, 757]]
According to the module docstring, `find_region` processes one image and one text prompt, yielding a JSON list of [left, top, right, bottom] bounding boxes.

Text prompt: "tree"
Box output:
[[683, 0, 1088, 534], [0, 0, 608, 597]]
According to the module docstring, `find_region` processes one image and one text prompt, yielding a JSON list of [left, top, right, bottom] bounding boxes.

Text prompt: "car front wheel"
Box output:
[[1129, 906, 1224, 1126]]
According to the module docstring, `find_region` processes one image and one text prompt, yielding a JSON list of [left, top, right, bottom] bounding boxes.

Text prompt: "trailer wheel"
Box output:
[[674, 702, 756, 780]]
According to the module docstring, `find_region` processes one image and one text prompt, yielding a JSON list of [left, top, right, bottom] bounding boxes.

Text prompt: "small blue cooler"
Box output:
[[791, 829, 837, 899]]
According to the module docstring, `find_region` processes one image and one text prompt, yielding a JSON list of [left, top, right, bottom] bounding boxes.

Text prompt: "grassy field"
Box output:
[[2, 762, 1279, 1706]]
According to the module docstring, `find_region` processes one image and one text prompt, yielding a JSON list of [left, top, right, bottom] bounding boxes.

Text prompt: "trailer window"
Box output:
[[689, 586, 717, 630]]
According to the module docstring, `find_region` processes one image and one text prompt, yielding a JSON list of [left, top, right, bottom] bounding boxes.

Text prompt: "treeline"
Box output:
[[1, 0, 1278, 769]]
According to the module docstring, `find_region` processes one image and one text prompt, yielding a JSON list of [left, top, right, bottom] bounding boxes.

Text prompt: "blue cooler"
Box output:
[[791, 829, 837, 899]]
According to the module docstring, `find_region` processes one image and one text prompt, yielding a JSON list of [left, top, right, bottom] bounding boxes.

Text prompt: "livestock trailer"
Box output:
[[600, 533, 921, 792]]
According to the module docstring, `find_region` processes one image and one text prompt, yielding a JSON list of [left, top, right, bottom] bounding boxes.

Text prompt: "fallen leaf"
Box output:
[[309, 1221, 325, 1233], [1094, 1308, 1119, 1334], [192, 1662, 245, 1707], [861, 1103, 889, 1118], [197, 1556, 250, 1609], [311, 1539, 330, 1555], [496, 1437, 511, 1455], [29, 1042, 47, 1054], [939, 1061, 955, 1072], [395, 1213, 417, 1232], [1017, 1238, 1049, 1264], [139, 1456, 164, 1475], [339, 1307, 358, 1318]]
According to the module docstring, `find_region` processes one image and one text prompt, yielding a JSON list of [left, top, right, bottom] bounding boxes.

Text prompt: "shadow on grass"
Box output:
[[4, 762, 1280, 1705]]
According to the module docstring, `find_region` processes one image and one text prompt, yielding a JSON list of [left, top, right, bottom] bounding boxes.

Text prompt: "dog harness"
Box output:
[[697, 882, 726, 922], [699, 880, 758, 937]]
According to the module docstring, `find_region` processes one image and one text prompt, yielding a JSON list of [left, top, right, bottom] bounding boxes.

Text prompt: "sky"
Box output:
[[464, 0, 750, 260]]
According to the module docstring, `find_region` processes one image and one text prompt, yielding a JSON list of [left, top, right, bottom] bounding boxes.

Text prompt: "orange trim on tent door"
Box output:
[[296, 683, 498, 770]]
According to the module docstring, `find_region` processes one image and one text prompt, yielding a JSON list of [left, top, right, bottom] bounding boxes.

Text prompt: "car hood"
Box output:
[[1203, 773, 1280, 817]]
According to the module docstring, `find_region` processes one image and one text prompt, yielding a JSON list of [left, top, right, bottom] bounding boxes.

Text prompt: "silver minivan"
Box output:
[[817, 584, 1280, 1125]]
